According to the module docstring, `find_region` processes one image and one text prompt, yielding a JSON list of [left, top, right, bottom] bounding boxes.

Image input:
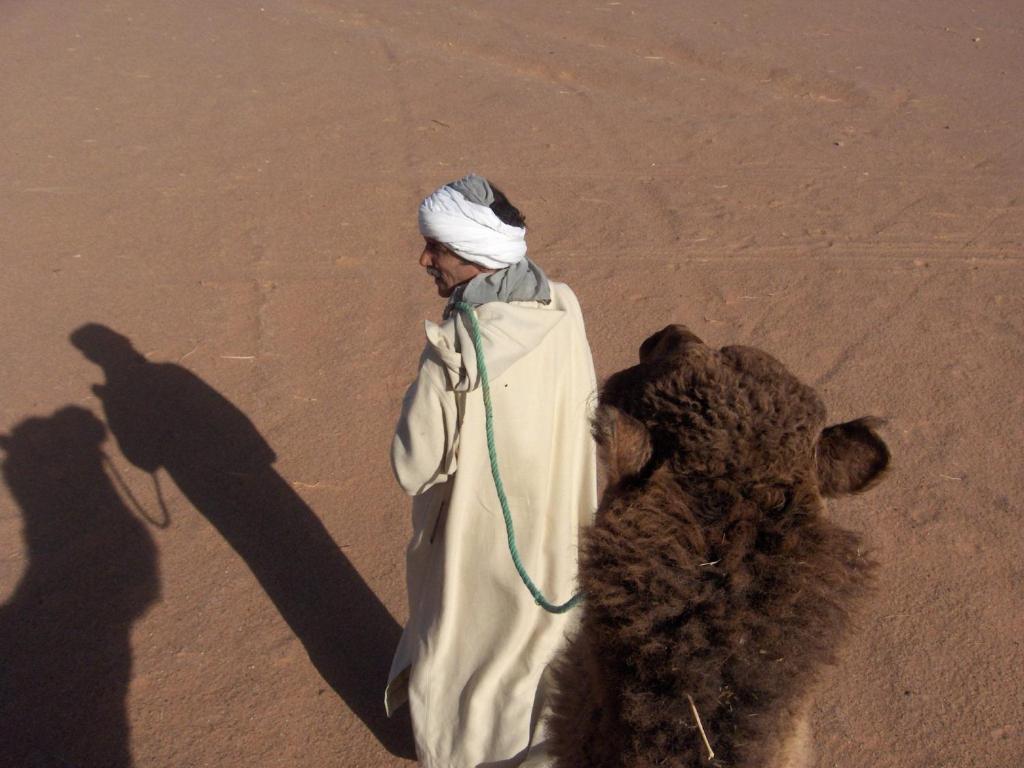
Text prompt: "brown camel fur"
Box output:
[[547, 325, 890, 768]]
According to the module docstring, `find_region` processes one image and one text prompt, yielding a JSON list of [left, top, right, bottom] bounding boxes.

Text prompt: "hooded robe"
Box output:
[[387, 281, 598, 768]]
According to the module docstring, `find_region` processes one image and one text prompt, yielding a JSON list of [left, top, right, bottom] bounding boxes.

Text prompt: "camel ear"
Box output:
[[593, 404, 652, 485], [816, 417, 890, 496]]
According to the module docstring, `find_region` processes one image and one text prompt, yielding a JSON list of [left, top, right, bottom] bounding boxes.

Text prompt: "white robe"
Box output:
[[387, 282, 598, 768]]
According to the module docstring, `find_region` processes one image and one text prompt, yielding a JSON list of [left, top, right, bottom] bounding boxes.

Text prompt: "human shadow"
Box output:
[[0, 406, 159, 767], [69, 323, 415, 759]]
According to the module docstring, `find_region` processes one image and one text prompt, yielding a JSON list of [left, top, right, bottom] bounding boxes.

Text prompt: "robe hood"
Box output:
[[424, 299, 566, 392]]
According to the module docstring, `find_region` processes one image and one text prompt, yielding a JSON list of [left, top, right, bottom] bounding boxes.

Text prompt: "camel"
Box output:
[[547, 325, 890, 768]]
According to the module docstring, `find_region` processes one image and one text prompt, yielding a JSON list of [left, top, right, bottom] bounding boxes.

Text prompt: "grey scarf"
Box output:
[[448, 257, 551, 313]]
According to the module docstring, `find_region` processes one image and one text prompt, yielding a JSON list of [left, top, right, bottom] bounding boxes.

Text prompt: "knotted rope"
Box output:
[[455, 300, 583, 614]]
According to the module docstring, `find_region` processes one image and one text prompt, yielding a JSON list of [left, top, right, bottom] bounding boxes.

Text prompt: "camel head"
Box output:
[[594, 324, 890, 500]]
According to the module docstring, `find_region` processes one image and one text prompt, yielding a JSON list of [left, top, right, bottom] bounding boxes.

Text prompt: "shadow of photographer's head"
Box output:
[[0, 405, 106, 457]]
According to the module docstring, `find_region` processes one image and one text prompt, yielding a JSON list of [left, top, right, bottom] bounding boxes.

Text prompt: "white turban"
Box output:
[[418, 183, 527, 269]]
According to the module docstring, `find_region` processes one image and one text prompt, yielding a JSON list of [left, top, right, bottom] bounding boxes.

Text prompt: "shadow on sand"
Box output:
[[0, 406, 159, 767], [68, 323, 415, 760]]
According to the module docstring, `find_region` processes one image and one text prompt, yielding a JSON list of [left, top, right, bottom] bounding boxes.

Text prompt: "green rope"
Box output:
[[455, 301, 583, 614]]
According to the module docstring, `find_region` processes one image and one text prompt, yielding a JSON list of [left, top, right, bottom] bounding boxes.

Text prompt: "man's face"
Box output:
[[419, 239, 483, 298]]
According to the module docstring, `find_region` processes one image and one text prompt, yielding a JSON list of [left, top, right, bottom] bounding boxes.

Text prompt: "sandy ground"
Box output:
[[1, 1, 1022, 766]]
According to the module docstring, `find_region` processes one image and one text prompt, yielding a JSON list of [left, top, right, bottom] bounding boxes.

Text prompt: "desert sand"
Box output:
[[1, 1, 1021, 766]]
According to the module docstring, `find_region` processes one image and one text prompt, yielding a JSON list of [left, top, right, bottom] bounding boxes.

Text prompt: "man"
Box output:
[[386, 174, 598, 767]]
